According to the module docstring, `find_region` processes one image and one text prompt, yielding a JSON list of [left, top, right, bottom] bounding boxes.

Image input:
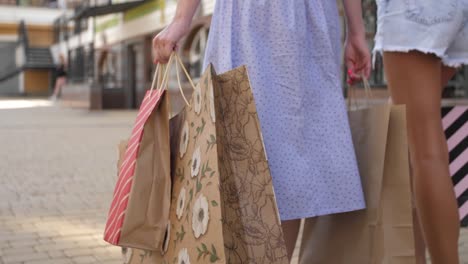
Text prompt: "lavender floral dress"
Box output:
[[203, 0, 365, 220]]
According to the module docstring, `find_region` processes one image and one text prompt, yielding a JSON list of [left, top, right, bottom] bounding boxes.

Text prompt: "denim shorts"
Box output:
[[374, 0, 468, 67]]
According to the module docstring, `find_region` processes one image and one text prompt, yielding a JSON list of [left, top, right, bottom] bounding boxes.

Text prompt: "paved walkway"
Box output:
[[0, 99, 135, 264], [0, 98, 466, 264]]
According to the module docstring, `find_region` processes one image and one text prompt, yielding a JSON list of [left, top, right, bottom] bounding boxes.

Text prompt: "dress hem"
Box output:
[[279, 204, 366, 221]]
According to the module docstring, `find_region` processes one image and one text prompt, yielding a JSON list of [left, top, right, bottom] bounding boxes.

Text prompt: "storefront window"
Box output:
[[68, 47, 84, 82]]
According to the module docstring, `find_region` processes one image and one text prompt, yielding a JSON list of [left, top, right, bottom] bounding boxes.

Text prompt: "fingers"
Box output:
[[346, 60, 360, 85], [347, 57, 372, 85], [152, 35, 176, 64], [354, 59, 372, 80]]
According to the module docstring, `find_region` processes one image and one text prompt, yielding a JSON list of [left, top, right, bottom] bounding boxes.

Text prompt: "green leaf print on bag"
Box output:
[[173, 225, 186, 246], [193, 118, 206, 145], [176, 167, 185, 183], [206, 134, 216, 153], [201, 160, 213, 178], [196, 178, 203, 194], [196, 243, 220, 263]]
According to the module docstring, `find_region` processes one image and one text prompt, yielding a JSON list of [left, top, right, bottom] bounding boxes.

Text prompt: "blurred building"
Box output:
[[48, 0, 212, 109], [0, 0, 466, 106], [0, 1, 69, 95]]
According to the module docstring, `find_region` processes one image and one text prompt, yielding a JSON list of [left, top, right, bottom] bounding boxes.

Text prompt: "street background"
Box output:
[[0, 98, 467, 264]]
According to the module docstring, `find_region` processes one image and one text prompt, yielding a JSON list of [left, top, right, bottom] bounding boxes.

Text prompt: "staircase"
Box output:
[[26, 47, 54, 69], [0, 21, 55, 84]]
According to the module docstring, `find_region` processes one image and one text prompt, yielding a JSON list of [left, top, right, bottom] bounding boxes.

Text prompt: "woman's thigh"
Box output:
[[383, 51, 447, 160]]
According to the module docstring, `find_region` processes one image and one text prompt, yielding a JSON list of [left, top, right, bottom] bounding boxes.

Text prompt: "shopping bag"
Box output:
[[299, 104, 415, 264], [117, 140, 128, 169], [125, 58, 289, 264], [103, 64, 172, 251], [442, 106, 468, 226]]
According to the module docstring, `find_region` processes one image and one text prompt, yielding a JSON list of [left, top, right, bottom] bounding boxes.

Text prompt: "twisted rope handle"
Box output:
[[148, 53, 197, 107], [347, 76, 373, 110]]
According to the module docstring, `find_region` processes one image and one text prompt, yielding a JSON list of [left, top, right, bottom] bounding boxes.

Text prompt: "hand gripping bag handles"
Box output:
[[103, 54, 194, 251]]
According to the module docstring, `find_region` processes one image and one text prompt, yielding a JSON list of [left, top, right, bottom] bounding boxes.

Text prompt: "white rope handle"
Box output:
[[148, 54, 174, 94], [157, 54, 175, 92], [149, 63, 160, 92], [174, 53, 196, 91], [147, 52, 198, 106], [175, 59, 191, 106], [347, 76, 373, 109]]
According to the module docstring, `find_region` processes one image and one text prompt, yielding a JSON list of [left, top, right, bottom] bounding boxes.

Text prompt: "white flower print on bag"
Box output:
[[180, 121, 189, 158], [162, 223, 170, 253], [122, 248, 132, 264], [208, 83, 216, 122], [178, 248, 191, 264], [192, 193, 210, 238], [193, 84, 202, 115], [191, 147, 201, 178], [176, 187, 186, 220]]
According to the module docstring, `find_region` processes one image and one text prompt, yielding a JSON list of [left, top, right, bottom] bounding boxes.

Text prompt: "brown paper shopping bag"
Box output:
[[124, 57, 289, 264], [104, 63, 172, 251], [299, 104, 415, 264]]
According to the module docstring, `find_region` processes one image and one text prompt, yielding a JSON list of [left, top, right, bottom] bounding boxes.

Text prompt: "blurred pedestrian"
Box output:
[[50, 54, 67, 101], [153, 0, 371, 261], [97, 33, 110, 82], [374, 1, 467, 263]]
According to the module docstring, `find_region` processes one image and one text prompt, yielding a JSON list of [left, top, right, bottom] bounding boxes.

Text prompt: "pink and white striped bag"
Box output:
[[103, 64, 172, 251], [442, 106, 468, 226]]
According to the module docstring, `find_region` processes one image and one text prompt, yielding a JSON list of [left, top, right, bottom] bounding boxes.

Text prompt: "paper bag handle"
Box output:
[[347, 76, 373, 109], [149, 53, 197, 107]]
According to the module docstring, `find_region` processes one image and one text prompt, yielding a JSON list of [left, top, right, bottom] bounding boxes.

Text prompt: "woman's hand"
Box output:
[[152, 0, 201, 64], [152, 20, 190, 64], [344, 33, 371, 85], [342, 0, 371, 84]]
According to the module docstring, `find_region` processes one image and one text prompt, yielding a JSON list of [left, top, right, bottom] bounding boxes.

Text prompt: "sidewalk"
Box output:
[[0, 99, 135, 264], [0, 98, 466, 264]]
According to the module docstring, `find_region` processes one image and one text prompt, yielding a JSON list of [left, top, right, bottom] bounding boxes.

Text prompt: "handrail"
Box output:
[[0, 21, 29, 83], [0, 68, 23, 83], [0, 20, 54, 84]]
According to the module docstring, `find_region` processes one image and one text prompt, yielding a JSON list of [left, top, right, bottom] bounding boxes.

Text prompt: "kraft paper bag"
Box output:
[[299, 104, 415, 264], [125, 64, 289, 264], [104, 68, 172, 251], [117, 140, 128, 169]]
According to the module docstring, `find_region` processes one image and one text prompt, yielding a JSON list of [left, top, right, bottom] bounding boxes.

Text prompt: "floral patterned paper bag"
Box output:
[[125, 65, 288, 264]]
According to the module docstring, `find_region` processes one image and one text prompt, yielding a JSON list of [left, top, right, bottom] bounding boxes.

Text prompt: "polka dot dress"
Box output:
[[203, 0, 366, 221]]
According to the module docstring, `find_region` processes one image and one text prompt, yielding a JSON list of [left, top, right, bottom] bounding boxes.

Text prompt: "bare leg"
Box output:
[[51, 77, 66, 98], [383, 51, 460, 264], [412, 65, 458, 264], [282, 219, 301, 262], [410, 165, 427, 264], [441, 66, 458, 90]]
